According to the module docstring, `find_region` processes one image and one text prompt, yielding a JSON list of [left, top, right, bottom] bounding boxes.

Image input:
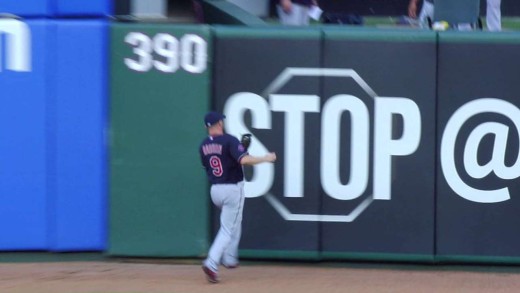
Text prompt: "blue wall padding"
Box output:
[[55, 0, 112, 17], [0, 0, 112, 18], [48, 20, 107, 251], [0, 0, 53, 17], [0, 20, 51, 250], [0, 19, 107, 251]]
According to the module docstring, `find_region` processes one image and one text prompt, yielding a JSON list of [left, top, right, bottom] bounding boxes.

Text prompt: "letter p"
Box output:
[[373, 97, 421, 200]]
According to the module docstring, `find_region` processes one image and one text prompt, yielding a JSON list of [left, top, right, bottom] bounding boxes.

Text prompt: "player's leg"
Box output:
[[221, 223, 241, 267], [486, 0, 501, 31], [204, 184, 242, 272], [221, 182, 245, 267], [418, 0, 434, 28]]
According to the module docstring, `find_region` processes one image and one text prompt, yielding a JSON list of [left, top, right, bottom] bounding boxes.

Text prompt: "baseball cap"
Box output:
[[204, 111, 226, 127]]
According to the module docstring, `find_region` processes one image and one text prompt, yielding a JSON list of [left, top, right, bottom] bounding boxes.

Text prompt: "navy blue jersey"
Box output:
[[199, 134, 248, 185]]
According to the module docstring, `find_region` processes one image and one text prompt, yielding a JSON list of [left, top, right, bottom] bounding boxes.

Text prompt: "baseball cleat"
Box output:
[[202, 265, 219, 283]]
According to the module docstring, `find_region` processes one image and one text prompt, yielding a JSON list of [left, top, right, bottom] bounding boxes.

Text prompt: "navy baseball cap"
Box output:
[[204, 111, 226, 127]]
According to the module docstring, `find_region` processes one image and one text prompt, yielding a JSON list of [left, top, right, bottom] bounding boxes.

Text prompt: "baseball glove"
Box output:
[[241, 133, 252, 150]]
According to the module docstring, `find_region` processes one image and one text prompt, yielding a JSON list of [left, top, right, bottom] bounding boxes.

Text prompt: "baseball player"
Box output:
[[199, 111, 276, 283]]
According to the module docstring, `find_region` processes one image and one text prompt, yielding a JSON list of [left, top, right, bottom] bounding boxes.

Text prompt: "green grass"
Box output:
[[364, 16, 520, 31], [501, 17, 520, 30]]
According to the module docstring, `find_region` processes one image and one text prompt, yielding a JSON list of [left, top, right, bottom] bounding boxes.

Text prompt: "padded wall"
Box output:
[[109, 24, 211, 257]]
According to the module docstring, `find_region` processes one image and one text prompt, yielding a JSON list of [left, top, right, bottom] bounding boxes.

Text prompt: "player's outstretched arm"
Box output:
[[240, 152, 277, 165]]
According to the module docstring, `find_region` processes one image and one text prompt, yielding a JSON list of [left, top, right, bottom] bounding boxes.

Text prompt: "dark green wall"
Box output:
[[109, 23, 211, 257]]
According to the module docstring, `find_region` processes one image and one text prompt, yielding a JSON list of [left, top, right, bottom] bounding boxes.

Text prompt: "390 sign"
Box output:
[[124, 32, 207, 74]]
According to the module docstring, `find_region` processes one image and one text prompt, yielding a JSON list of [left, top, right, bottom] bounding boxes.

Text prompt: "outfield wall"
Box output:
[[212, 27, 437, 261], [108, 24, 211, 257], [0, 0, 111, 17], [436, 32, 520, 263], [209, 27, 520, 263], [2, 17, 520, 263], [0, 19, 107, 251]]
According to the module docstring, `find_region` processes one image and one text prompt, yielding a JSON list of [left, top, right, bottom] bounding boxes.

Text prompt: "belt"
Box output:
[[212, 181, 240, 185]]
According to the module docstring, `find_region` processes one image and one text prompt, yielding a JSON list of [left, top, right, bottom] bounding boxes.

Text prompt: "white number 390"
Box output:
[[124, 32, 207, 74]]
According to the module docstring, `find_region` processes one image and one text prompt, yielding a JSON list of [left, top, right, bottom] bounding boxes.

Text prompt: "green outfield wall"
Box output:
[[109, 24, 211, 257]]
